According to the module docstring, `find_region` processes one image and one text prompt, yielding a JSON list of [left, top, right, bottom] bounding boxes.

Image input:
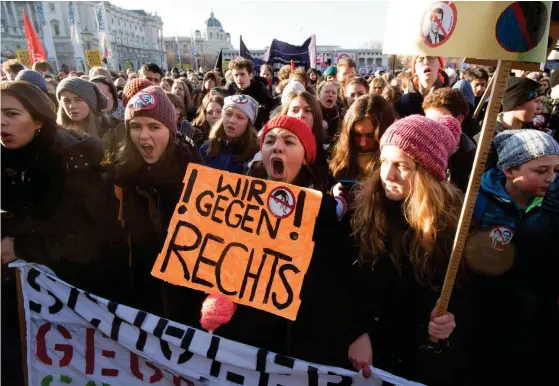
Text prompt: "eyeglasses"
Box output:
[[415, 56, 437, 64]]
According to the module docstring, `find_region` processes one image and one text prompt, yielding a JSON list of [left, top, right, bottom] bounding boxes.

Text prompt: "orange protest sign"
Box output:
[[151, 164, 323, 320]]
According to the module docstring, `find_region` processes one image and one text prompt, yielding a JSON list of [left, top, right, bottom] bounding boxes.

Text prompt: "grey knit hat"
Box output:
[[16, 70, 48, 93], [56, 77, 108, 113], [223, 94, 259, 125], [494, 129, 559, 171]]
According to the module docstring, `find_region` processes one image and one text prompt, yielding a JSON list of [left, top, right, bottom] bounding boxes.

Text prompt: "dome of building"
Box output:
[[205, 12, 222, 28]]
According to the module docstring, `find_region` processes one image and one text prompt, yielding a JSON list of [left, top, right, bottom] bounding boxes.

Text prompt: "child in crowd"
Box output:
[[200, 94, 259, 174], [466, 130, 559, 385]]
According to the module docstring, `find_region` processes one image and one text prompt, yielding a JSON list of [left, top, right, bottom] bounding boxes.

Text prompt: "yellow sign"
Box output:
[[85, 50, 102, 67], [383, 1, 552, 63], [16, 50, 31, 67], [182, 64, 192, 70], [152, 164, 323, 321], [223, 60, 230, 73]]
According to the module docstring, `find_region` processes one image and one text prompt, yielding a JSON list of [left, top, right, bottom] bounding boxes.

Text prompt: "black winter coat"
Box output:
[[1, 129, 115, 292], [351, 201, 473, 385], [2, 129, 119, 385], [185, 195, 356, 368], [227, 80, 275, 130], [112, 136, 206, 317]]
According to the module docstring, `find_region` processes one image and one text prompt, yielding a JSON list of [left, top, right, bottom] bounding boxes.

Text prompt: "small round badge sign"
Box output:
[[267, 187, 296, 219], [420, 1, 458, 48]]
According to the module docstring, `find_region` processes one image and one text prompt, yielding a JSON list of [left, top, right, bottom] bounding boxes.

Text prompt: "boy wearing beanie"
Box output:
[[474, 77, 542, 144], [467, 129, 559, 385]]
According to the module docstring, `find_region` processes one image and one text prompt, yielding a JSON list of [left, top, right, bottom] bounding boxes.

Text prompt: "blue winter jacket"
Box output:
[[200, 141, 248, 175], [469, 168, 559, 351]]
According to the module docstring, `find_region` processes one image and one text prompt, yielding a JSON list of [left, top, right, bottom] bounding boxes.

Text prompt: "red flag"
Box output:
[[23, 9, 47, 64]]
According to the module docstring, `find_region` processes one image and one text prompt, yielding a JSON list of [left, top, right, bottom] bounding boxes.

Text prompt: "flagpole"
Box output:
[[36, 1, 59, 72], [68, 1, 87, 72]]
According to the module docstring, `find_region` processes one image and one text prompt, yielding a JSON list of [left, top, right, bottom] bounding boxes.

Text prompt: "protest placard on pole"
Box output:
[[85, 50, 102, 68], [383, 0, 553, 340], [16, 50, 31, 67], [151, 165, 323, 321]]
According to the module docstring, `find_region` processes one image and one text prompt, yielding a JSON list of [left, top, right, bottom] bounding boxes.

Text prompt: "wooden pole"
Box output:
[[16, 270, 29, 386], [431, 60, 512, 337], [473, 74, 495, 120]]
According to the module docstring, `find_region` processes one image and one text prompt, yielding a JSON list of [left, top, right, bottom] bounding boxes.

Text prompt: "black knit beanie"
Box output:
[[502, 77, 541, 112]]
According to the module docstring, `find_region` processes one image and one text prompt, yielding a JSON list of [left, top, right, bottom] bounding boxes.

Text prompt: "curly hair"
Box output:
[[351, 166, 463, 289], [330, 94, 395, 180], [422, 88, 470, 118]]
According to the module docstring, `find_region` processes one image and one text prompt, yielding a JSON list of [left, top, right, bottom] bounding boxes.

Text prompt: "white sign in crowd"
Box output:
[[15, 261, 423, 386]]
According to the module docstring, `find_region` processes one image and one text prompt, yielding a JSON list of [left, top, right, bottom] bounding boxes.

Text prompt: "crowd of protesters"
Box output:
[[1, 55, 558, 386]]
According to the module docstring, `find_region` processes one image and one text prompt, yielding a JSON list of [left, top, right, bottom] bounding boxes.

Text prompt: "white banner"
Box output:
[[16, 262, 422, 386], [68, 1, 85, 70], [334, 52, 356, 64], [94, 2, 115, 70], [36, 1, 58, 70]]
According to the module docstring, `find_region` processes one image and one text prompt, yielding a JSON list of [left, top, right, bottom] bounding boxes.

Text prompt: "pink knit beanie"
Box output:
[[380, 114, 461, 180], [125, 86, 177, 135]]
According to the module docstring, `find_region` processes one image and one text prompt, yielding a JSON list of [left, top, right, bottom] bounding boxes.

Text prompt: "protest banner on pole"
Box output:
[[14, 261, 422, 386], [334, 52, 356, 64], [151, 165, 322, 321], [384, 1, 551, 62], [383, 0, 553, 341]]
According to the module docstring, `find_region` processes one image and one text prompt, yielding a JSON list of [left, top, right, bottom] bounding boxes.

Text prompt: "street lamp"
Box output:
[[81, 28, 94, 50]]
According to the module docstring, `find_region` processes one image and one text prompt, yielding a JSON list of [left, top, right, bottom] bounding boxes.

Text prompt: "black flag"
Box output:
[[240, 36, 252, 61], [214, 49, 223, 74]]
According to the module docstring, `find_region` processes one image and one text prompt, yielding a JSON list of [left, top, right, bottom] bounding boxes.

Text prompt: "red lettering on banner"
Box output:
[[130, 353, 163, 383], [84, 328, 119, 377], [36, 323, 74, 366], [174, 375, 195, 386], [101, 349, 119, 377]]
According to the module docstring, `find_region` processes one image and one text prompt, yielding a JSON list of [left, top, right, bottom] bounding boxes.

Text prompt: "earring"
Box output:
[[35, 128, 41, 136]]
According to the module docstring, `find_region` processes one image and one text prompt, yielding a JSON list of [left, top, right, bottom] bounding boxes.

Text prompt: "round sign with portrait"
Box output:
[[420, 2, 458, 48]]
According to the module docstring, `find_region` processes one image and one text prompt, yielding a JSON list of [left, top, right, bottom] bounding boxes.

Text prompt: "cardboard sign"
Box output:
[[16, 50, 31, 67], [151, 165, 323, 321], [85, 50, 102, 67], [383, 1, 552, 63], [334, 52, 356, 64]]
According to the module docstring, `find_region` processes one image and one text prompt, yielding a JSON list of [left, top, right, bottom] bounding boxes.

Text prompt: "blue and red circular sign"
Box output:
[[495, 1, 548, 53]]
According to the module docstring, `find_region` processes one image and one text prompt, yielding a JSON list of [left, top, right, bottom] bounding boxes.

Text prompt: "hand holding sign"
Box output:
[[152, 165, 322, 320]]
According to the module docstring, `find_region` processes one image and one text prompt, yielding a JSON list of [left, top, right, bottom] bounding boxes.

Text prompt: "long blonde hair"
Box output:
[[204, 117, 259, 163], [351, 166, 463, 288]]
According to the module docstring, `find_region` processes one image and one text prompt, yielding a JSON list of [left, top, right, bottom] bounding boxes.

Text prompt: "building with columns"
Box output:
[[163, 12, 233, 69], [1, 1, 165, 71]]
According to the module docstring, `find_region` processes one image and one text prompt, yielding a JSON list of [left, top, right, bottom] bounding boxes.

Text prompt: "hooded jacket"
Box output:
[[467, 168, 559, 383]]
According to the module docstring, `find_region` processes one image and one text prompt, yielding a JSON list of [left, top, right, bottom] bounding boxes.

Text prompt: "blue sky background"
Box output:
[[111, 0, 390, 49]]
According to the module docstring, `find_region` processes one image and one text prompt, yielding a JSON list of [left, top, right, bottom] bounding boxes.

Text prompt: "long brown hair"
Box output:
[[280, 91, 326, 147], [1, 81, 58, 140], [56, 104, 107, 138], [192, 93, 224, 130], [280, 90, 329, 192], [351, 166, 463, 288], [330, 94, 395, 180], [195, 71, 222, 107], [173, 79, 194, 112], [204, 116, 259, 163]]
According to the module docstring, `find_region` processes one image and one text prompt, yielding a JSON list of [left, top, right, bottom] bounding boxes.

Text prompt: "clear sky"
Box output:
[[110, 0, 390, 49]]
